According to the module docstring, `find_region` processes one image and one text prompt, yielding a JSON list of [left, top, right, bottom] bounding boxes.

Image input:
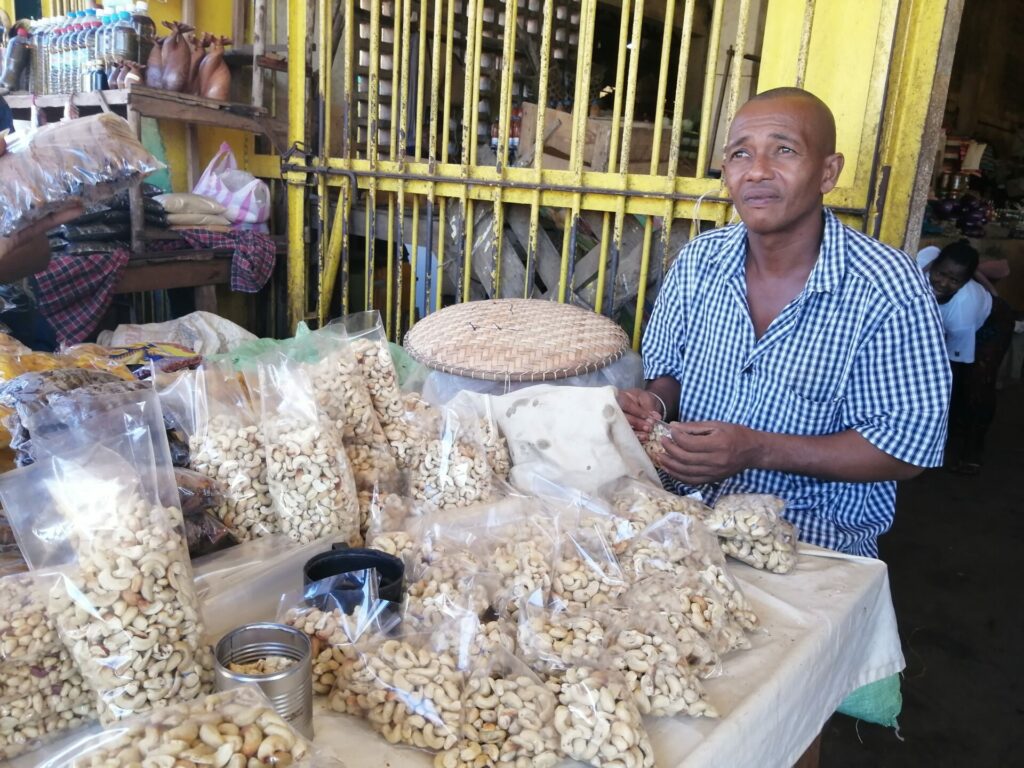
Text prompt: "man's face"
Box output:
[[928, 259, 971, 304], [722, 97, 844, 236]]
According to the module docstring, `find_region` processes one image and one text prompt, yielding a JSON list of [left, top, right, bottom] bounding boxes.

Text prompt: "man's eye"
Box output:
[[778, 146, 795, 154], [730, 150, 749, 159]]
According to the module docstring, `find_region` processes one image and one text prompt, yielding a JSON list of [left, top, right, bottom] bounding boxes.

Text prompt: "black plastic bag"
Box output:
[[52, 223, 131, 243]]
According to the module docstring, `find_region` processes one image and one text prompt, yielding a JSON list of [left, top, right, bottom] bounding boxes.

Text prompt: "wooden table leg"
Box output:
[[793, 731, 822, 768], [194, 285, 218, 314]]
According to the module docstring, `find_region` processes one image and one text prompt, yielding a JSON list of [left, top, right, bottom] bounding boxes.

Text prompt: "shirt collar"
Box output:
[[723, 208, 847, 294]]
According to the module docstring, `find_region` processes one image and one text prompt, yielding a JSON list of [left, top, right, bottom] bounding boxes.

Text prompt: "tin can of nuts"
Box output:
[[214, 622, 314, 738]]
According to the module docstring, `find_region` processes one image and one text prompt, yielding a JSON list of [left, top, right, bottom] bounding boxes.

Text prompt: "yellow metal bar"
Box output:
[[459, 0, 485, 303], [695, 0, 724, 180], [648, 1, 677, 173], [491, 0, 519, 297], [286, 0, 310, 332], [660, 0, 696, 276], [316, 0, 333, 324], [557, 0, 598, 303], [367, 0, 383, 309], [392, 0, 414, 338], [595, 0, 633, 314], [724, 0, 752, 136], [385, 0, 406, 336], [387, 194, 396, 334], [409, 0, 429, 329], [606, 0, 646, 313], [632, 217, 656, 347], [525, 0, 555, 298], [434, 0, 455, 311], [795, 0, 817, 88]]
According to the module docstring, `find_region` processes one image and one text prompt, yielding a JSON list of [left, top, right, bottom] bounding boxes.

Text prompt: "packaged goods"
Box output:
[[0, 114, 163, 237], [709, 494, 799, 574], [153, 192, 225, 216]]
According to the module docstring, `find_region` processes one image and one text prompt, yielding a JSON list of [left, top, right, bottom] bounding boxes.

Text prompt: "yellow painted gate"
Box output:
[[281, 0, 954, 343]]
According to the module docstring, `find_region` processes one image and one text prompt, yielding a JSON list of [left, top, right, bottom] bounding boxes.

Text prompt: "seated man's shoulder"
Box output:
[[669, 221, 744, 270], [840, 225, 930, 307]]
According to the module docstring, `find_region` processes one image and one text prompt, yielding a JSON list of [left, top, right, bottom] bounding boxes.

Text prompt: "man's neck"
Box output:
[[745, 209, 826, 279]]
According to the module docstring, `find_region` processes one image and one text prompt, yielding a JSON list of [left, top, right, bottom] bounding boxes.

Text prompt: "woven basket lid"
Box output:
[[403, 299, 630, 382]]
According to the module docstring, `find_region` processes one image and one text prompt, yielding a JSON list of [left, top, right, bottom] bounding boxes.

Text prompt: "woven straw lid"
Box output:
[[403, 299, 630, 382]]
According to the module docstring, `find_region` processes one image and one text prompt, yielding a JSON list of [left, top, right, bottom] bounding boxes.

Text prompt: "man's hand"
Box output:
[[658, 420, 762, 485], [0, 204, 85, 282], [616, 387, 664, 438]]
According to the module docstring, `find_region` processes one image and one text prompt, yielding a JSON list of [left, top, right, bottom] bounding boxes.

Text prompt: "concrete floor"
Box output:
[[819, 383, 1024, 766]]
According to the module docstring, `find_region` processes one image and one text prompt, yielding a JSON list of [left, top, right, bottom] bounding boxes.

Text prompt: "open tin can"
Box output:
[[214, 622, 314, 738]]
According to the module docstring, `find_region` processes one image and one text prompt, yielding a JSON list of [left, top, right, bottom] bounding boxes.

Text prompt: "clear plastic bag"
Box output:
[[438, 645, 561, 768], [342, 312, 407, 450], [164, 364, 277, 541], [2, 431, 214, 723], [404, 548, 493, 632], [278, 571, 401, 696], [553, 665, 655, 768], [619, 579, 723, 679], [602, 608, 718, 718], [251, 354, 361, 546], [550, 516, 628, 611], [516, 602, 607, 675], [0, 368, 144, 468], [401, 401, 497, 511], [331, 625, 464, 754], [292, 324, 403, 535], [0, 569, 98, 762], [35, 685, 335, 768], [0, 114, 164, 237], [619, 514, 754, 650], [709, 493, 799, 574]]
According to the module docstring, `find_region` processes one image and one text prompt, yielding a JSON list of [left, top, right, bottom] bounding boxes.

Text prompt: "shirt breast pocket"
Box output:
[[778, 386, 843, 435]]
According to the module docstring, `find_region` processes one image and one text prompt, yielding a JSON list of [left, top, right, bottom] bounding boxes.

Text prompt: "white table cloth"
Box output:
[[20, 544, 903, 768]]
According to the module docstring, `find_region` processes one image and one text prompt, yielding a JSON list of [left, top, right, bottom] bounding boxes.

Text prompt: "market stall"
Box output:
[[0, 298, 905, 768]]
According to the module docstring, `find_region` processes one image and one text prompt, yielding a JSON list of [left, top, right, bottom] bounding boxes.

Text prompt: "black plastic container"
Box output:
[[303, 543, 405, 612]]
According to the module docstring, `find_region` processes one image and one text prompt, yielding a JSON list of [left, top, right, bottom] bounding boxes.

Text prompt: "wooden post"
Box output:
[[252, 0, 268, 109]]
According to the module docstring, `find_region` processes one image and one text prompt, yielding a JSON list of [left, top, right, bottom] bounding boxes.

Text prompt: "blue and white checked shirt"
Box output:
[[643, 209, 951, 557]]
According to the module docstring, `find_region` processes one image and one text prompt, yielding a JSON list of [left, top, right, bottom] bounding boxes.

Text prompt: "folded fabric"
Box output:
[[165, 213, 233, 227], [32, 249, 132, 345], [155, 193, 227, 216]]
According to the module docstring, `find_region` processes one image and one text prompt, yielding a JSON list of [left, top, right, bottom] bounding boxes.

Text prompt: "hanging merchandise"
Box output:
[[187, 32, 209, 95], [159, 21, 193, 92], [144, 33, 163, 88], [197, 36, 232, 101]]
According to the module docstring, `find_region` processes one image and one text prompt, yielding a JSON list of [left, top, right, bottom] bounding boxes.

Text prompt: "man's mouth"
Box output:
[[742, 191, 781, 206]]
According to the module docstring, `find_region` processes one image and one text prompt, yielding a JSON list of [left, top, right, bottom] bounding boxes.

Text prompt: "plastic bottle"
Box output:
[[49, 23, 68, 94], [82, 20, 102, 90], [63, 22, 84, 94], [112, 10, 139, 65], [1, 29, 31, 92], [132, 2, 156, 69]]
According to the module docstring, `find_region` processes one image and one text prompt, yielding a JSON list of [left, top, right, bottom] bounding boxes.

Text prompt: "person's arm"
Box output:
[[657, 422, 921, 485], [618, 375, 681, 435], [0, 206, 85, 282], [656, 292, 951, 487]]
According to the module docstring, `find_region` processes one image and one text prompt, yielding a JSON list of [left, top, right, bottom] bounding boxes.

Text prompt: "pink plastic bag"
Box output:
[[192, 142, 270, 225]]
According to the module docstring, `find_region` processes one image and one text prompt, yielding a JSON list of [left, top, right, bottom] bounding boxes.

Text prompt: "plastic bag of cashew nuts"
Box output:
[[404, 548, 497, 633], [158, 363, 279, 542], [329, 622, 467, 755], [35, 685, 342, 768], [248, 354, 362, 546], [550, 514, 630, 612], [617, 514, 755, 652], [708, 493, 800, 574], [0, 571, 99, 762], [2, 442, 214, 724], [293, 324, 406, 532], [278, 570, 402, 696], [434, 644, 561, 768]]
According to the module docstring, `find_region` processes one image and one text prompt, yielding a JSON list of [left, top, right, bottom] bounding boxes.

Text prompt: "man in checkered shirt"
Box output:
[[618, 88, 951, 558]]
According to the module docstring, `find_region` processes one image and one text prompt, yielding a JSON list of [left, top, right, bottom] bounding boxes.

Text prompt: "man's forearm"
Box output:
[[646, 376, 681, 421], [751, 428, 923, 483]]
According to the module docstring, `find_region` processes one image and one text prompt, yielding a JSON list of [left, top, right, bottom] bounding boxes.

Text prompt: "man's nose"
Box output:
[[745, 153, 774, 181]]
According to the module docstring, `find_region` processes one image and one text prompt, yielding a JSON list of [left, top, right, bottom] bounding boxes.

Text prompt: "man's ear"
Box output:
[[821, 153, 845, 194]]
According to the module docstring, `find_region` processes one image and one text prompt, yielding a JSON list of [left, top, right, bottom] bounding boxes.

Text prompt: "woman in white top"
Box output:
[[918, 240, 1014, 474]]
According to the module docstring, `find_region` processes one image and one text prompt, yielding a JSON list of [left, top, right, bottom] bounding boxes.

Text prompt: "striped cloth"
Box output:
[[643, 209, 951, 557]]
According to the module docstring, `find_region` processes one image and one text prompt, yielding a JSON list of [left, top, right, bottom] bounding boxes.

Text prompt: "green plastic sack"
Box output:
[[390, 342, 428, 390], [836, 674, 902, 727]]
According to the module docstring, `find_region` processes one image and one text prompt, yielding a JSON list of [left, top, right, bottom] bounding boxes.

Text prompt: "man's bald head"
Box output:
[[743, 88, 837, 156]]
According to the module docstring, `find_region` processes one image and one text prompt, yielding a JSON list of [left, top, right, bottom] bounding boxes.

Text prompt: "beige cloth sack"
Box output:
[[165, 212, 233, 227], [155, 193, 227, 216]]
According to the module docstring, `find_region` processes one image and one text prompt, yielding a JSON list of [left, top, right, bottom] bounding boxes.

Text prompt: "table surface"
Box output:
[[20, 543, 904, 768]]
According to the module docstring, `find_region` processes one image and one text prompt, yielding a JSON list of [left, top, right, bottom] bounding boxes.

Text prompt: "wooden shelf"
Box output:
[[3, 86, 286, 147], [115, 251, 232, 295]]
